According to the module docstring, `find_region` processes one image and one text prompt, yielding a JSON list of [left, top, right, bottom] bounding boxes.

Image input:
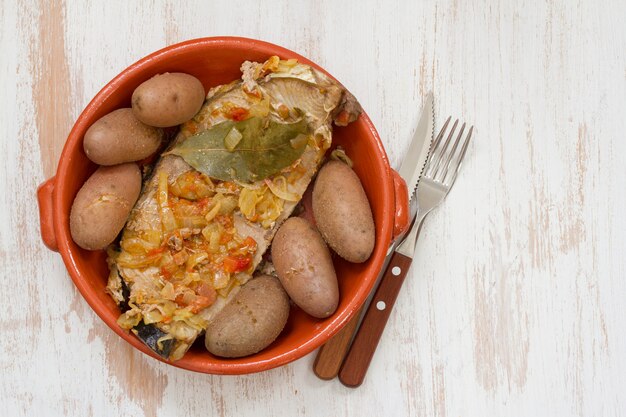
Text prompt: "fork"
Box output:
[[338, 117, 474, 387], [410, 117, 473, 239]]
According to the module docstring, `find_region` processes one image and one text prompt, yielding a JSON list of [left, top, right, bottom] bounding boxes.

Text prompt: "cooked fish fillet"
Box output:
[[106, 57, 361, 360]]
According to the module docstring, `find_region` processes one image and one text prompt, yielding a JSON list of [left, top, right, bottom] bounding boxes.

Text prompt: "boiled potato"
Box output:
[[83, 108, 163, 165], [205, 275, 290, 358], [131, 72, 205, 127], [271, 217, 339, 319], [312, 160, 375, 263], [70, 163, 141, 250]]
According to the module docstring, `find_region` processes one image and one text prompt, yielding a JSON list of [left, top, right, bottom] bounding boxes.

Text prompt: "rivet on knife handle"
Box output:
[[338, 252, 413, 387]]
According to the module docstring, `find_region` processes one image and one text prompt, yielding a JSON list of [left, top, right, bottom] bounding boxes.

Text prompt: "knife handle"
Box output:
[[313, 307, 363, 380], [339, 251, 412, 387]]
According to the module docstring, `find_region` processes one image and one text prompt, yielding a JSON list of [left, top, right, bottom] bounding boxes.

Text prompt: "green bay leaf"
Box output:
[[168, 117, 309, 183]]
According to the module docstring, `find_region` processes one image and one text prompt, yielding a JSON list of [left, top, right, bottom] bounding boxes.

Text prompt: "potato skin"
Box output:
[[271, 217, 339, 319], [70, 163, 142, 250], [312, 161, 375, 263], [83, 108, 163, 165], [205, 275, 290, 358], [131, 72, 205, 127]]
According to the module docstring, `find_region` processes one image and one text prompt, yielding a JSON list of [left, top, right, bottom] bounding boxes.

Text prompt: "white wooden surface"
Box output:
[[2, 1, 625, 416]]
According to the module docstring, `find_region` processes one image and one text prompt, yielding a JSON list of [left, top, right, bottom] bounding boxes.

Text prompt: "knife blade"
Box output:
[[337, 94, 435, 387], [398, 92, 434, 206], [313, 93, 434, 381]]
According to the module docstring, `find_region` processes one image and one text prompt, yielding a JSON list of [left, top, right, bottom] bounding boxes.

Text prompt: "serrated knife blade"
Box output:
[[397, 92, 434, 203]]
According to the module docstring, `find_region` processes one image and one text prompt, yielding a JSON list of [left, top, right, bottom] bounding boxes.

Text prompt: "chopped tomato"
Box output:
[[175, 291, 195, 307], [190, 295, 214, 314], [160, 265, 174, 279], [175, 283, 217, 313], [277, 103, 290, 119], [147, 246, 166, 256], [174, 293, 186, 306], [222, 255, 251, 273], [186, 121, 198, 134], [215, 214, 234, 229], [195, 283, 217, 302], [242, 236, 257, 251], [335, 110, 350, 125], [227, 107, 249, 121], [196, 197, 210, 210], [243, 87, 262, 99]]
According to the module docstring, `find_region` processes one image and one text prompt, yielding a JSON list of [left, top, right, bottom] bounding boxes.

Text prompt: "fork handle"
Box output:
[[338, 251, 412, 387]]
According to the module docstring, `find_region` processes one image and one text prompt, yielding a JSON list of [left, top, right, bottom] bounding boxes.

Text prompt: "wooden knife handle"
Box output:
[[313, 307, 363, 380], [339, 251, 412, 387]]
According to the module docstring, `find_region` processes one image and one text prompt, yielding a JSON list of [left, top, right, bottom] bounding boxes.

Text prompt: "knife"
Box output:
[[312, 93, 434, 381], [336, 93, 434, 387]]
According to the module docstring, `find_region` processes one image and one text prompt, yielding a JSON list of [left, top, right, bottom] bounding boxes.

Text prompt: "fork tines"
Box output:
[[426, 117, 474, 186]]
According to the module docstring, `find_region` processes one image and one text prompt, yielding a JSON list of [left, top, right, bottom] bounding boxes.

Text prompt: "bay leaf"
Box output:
[[167, 117, 309, 183]]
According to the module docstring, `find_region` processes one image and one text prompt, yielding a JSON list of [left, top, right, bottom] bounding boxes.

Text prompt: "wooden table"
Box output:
[[3, 1, 625, 416]]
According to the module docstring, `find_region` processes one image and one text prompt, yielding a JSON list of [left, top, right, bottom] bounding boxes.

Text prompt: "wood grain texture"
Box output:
[[340, 252, 413, 387], [2, 0, 626, 416], [313, 306, 362, 380]]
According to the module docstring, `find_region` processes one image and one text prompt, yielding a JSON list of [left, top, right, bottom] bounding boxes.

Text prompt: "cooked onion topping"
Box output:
[[114, 171, 257, 331]]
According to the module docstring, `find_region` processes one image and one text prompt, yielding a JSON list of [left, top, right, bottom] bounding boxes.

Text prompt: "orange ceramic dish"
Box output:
[[36, 37, 409, 375]]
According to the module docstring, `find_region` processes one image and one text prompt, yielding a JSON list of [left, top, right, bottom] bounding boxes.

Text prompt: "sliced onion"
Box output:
[[209, 229, 221, 253], [143, 309, 164, 324], [213, 270, 230, 289], [330, 147, 354, 168], [238, 187, 262, 218], [186, 251, 208, 270], [265, 176, 300, 202], [290, 133, 308, 150], [179, 216, 208, 228], [157, 172, 177, 233], [204, 202, 221, 222], [117, 310, 142, 329], [248, 96, 270, 118], [156, 334, 174, 351], [217, 280, 238, 298], [116, 252, 162, 268], [120, 237, 157, 254], [224, 127, 243, 151], [169, 343, 189, 361], [218, 196, 238, 215], [160, 282, 175, 299], [233, 179, 264, 190]]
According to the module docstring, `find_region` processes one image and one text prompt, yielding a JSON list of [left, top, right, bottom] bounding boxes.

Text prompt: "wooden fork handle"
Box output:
[[339, 251, 412, 387], [313, 306, 363, 379]]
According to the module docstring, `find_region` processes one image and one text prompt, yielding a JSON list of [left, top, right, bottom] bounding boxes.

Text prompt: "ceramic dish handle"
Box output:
[[391, 169, 409, 240], [37, 177, 58, 252]]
